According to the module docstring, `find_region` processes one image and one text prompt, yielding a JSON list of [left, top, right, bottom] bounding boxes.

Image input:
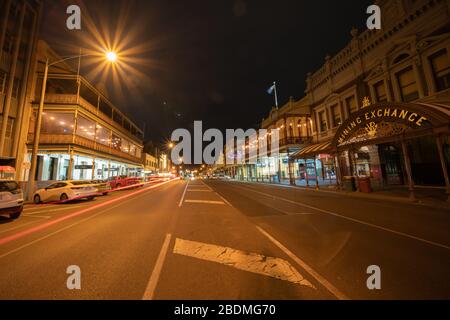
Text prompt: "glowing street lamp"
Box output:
[[106, 51, 118, 62]]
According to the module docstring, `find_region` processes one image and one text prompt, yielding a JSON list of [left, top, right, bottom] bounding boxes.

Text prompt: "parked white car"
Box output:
[[33, 181, 98, 204], [0, 180, 24, 219]]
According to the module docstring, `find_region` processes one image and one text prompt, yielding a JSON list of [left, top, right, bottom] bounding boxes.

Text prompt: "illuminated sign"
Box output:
[[336, 107, 428, 145]]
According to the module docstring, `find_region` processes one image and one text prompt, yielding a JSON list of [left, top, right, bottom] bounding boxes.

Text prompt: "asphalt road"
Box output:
[[0, 178, 449, 300]]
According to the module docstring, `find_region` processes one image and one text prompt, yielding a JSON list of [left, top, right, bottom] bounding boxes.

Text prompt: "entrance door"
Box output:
[[379, 144, 404, 185]]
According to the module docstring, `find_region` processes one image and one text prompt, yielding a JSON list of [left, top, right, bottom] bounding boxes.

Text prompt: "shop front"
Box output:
[[291, 102, 450, 199]]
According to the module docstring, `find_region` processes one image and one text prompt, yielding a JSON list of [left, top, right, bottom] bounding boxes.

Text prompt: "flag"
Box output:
[[267, 84, 275, 95]]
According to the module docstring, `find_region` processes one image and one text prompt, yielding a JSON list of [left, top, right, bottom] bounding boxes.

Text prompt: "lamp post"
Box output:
[[27, 51, 117, 201]]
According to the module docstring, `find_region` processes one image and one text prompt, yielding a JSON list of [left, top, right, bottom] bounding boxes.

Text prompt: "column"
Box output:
[[436, 135, 450, 202], [68, 149, 74, 180], [305, 159, 310, 188], [313, 156, 319, 190], [401, 140, 416, 201], [335, 154, 343, 189]]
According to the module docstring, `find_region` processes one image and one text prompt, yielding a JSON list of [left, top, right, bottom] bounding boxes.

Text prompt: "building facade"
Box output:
[[20, 41, 144, 186], [218, 0, 450, 199], [0, 0, 42, 168]]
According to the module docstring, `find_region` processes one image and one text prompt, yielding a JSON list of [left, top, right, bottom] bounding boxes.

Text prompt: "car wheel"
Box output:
[[116, 184, 122, 189], [9, 211, 21, 220], [102, 192, 108, 196], [33, 194, 41, 204], [87, 196, 95, 201], [60, 193, 69, 201]]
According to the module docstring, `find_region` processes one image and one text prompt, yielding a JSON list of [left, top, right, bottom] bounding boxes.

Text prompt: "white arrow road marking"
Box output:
[[184, 200, 225, 205], [173, 238, 315, 288]]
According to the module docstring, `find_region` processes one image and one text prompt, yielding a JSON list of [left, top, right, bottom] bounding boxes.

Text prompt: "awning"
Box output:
[[289, 142, 332, 159]]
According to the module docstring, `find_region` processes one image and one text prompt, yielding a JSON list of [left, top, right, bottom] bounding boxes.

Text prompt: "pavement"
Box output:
[[0, 178, 449, 300]]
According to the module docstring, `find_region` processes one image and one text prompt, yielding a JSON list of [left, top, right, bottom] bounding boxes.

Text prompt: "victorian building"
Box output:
[[217, 0, 450, 200]]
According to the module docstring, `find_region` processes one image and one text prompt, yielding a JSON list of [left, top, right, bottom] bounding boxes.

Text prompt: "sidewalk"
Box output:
[[231, 178, 450, 210]]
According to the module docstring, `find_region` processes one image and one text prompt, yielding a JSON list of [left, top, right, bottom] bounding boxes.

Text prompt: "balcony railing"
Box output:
[[27, 133, 142, 163]]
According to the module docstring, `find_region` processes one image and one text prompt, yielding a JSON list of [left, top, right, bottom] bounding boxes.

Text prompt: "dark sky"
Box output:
[[42, 0, 372, 146]]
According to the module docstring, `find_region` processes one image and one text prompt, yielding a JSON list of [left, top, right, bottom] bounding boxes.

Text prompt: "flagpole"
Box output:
[[273, 81, 279, 108]]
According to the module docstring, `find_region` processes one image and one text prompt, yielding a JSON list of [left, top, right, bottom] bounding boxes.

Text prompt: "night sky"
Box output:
[[42, 0, 372, 146]]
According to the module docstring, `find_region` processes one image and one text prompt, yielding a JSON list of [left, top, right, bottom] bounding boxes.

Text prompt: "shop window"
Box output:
[[76, 115, 96, 140], [429, 49, 450, 92], [330, 104, 341, 127], [41, 112, 75, 134], [396, 66, 419, 102], [345, 96, 357, 114], [111, 134, 122, 151], [95, 124, 110, 146], [373, 80, 387, 102], [318, 111, 327, 132]]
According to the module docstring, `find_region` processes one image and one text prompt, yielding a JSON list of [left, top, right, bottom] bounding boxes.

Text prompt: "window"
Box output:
[[396, 66, 419, 102], [345, 96, 357, 114], [373, 80, 387, 102], [99, 99, 112, 118], [0, 71, 6, 94], [113, 111, 123, 125], [0, 116, 14, 138], [129, 144, 136, 156], [41, 112, 75, 134], [76, 115, 96, 140], [330, 104, 341, 127], [318, 111, 327, 132], [95, 124, 110, 146], [111, 134, 122, 151], [121, 139, 130, 154], [123, 120, 131, 132], [429, 49, 450, 92]]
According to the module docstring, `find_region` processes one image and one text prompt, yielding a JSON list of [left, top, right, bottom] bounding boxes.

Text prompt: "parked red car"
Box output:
[[107, 175, 142, 189]]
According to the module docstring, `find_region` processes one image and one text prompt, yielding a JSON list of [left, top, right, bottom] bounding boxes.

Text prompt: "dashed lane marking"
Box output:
[[173, 238, 314, 288], [178, 181, 189, 207], [184, 200, 225, 205], [187, 189, 213, 192]]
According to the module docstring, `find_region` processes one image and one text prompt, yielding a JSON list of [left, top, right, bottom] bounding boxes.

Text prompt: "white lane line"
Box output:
[[173, 238, 314, 288], [184, 200, 225, 205], [215, 192, 233, 207], [178, 181, 189, 207], [234, 184, 450, 251], [22, 214, 51, 219], [142, 233, 172, 300], [256, 226, 348, 300], [0, 220, 40, 235], [187, 189, 213, 192], [24, 205, 86, 215]]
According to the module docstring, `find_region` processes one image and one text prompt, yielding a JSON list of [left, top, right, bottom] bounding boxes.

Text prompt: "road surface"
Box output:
[[0, 178, 449, 299]]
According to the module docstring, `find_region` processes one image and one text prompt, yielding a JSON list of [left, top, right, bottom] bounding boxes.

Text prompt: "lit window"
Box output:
[[330, 104, 341, 127], [373, 80, 387, 102], [429, 49, 450, 92], [345, 96, 357, 114], [318, 111, 327, 132], [396, 66, 419, 102]]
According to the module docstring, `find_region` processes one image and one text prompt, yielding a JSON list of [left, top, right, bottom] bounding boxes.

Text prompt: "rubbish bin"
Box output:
[[357, 177, 372, 193], [343, 176, 356, 192]]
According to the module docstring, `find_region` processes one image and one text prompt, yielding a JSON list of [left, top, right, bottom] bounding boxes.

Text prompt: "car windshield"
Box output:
[[71, 181, 91, 186], [0, 181, 19, 192]]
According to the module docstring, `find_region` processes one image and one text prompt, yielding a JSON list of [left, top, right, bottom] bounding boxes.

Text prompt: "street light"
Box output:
[[28, 50, 118, 200]]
